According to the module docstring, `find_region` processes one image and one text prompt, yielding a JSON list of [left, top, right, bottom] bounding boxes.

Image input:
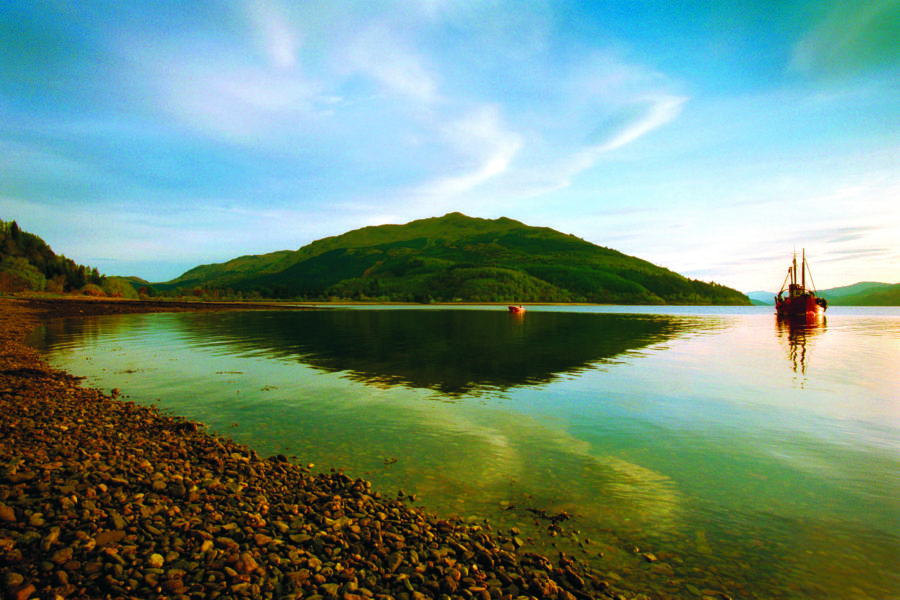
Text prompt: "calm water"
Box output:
[[30, 306, 900, 599]]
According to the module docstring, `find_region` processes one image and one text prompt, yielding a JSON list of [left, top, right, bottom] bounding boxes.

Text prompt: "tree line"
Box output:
[[0, 219, 138, 296]]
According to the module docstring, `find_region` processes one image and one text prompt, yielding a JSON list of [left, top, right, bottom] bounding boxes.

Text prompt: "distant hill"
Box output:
[[748, 282, 900, 307], [821, 282, 900, 306], [747, 291, 775, 306], [158, 213, 750, 305]]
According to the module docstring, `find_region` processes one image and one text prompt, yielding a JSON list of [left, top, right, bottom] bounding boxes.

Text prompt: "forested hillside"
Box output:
[[0, 219, 135, 297], [822, 283, 900, 306], [754, 282, 900, 307], [157, 213, 750, 305]]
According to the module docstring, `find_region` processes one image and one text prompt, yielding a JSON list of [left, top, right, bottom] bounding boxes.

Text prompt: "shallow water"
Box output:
[[30, 305, 900, 599]]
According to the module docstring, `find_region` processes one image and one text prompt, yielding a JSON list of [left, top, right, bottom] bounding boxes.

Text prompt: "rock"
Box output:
[[386, 552, 403, 573], [236, 551, 259, 574], [111, 513, 127, 530], [94, 530, 126, 547], [320, 582, 340, 597], [50, 547, 73, 565], [41, 527, 61, 550], [0, 504, 15, 523], [148, 553, 165, 568], [10, 583, 36, 600], [564, 567, 584, 589]]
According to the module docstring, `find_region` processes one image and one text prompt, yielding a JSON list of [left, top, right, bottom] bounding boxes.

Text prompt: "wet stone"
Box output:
[[0, 504, 15, 523]]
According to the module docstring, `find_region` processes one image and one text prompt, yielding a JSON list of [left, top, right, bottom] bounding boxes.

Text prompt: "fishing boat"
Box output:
[[508, 305, 525, 314], [775, 249, 828, 317]]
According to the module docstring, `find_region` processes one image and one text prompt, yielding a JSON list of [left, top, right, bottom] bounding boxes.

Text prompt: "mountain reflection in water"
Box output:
[[160, 309, 703, 394]]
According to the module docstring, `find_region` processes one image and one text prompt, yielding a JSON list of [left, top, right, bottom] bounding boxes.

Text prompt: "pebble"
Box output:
[[0, 505, 15, 523]]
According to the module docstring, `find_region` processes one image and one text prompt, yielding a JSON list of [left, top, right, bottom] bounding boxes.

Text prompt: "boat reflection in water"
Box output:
[[776, 312, 827, 376]]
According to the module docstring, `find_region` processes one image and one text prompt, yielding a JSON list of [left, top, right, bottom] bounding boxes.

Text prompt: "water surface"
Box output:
[[31, 306, 900, 599]]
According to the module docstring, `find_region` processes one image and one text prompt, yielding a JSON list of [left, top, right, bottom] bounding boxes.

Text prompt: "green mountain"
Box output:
[[821, 282, 900, 306], [749, 282, 900, 307], [747, 291, 775, 306], [159, 213, 749, 304]]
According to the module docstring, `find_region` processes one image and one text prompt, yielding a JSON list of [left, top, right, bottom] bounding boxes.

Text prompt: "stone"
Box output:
[[111, 513, 127, 530], [0, 503, 15, 522], [386, 552, 403, 573], [11, 583, 36, 600], [236, 551, 259, 574], [94, 530, 126, 547], [50, 547, 73, 565]]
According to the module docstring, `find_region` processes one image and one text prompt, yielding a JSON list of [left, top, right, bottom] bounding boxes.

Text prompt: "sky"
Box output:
[[1, 0, 898, 292]]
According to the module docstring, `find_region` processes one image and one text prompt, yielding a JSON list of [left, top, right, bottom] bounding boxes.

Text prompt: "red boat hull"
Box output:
[[775, 294, 825, 317]]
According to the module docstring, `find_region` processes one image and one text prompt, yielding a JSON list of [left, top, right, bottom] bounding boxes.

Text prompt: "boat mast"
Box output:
[[802, 248, 806, 290], [792, 250, 797, 288]]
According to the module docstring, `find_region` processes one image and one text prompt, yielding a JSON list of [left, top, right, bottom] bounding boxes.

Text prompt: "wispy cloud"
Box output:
[[341, 23, 438, 103], [245, 0, 301, 69], [140, 49, 324, 143], [818, 248, 894, 262], [825, 226, 877, 244], [574, 94, 687, 163], [413, 105, 523, 199]]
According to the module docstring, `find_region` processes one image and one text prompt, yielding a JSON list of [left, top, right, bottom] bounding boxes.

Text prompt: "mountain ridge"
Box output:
[[157, 213, 749, 305], [747, 281, 899, 306]]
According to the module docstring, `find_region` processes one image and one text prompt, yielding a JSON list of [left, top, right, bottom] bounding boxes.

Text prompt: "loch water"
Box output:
[[30, 306, 900, 599]]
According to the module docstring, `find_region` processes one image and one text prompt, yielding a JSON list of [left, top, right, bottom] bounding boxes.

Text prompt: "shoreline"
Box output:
[[1, 297, 620, 600]]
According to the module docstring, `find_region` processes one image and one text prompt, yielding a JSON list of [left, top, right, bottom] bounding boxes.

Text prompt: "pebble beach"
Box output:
[[1, 297, 624, 600]]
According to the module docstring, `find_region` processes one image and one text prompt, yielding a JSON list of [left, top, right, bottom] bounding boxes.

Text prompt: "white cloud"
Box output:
[[341, 23, 438, 103], [140, 45, 325, 143], [563, 94, 686, 179], [508, 93, 687, 200], [416, 105, 523, 199], [590, 95, 687, 153], [245, 0, 301, 69]]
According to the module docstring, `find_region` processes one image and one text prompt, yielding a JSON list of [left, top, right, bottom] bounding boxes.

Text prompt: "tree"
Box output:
[[102, 277, 138, 299], [46, 274, 66, 294], [0, 256, 46, 292]]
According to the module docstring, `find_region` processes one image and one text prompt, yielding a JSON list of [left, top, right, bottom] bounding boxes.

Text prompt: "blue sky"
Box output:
[[2, 0, 898, 291]]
